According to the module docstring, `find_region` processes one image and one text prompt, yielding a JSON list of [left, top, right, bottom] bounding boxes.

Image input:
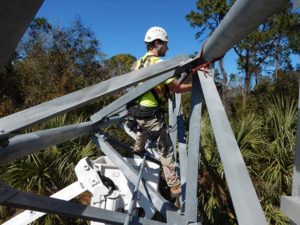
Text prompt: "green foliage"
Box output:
[[259, 96, 296, 196], [0, 17, 137, 224], [105, 54, 136, 76], [0, 114, 98, 224], [233, 5, 298, 99], [264, 95, 297, 140], [197, 91, 297, 225], [234, 114, 264, 152], [186, 0, 231, 40], [229, 69, 300, 119], [186, 1, 299, 106], [199, 113, 236, 225], [263, 203, 290, 225], [0, 17, 109, 116]]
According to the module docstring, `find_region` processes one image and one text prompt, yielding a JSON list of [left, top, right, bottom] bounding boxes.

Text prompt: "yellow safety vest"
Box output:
[[132, 53, 174, 108]]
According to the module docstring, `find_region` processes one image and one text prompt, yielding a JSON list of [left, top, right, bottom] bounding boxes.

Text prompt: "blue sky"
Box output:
[[35, 0, 299, 75], [36, 0, 201, 57]]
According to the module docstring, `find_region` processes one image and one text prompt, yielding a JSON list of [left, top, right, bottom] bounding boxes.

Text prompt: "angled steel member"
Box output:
[[0, 0, 44, 70], [0, 182, 166, 225], [92, 133, 174, 218]]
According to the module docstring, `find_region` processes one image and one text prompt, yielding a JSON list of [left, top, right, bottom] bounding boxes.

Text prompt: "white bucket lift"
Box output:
[[86, 156, 160, 224], [3, 156, 160, 225]]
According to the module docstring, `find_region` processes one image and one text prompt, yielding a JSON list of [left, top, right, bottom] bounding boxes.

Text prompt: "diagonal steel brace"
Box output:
[[92, 133, 174, 218]]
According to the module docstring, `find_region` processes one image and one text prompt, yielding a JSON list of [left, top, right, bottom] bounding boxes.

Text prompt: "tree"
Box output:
[[0, 53, 22, 117], [186, 0, 232, 108], [186, 1, 300, 106], [233, 6, 299, 105], [0, 18, 130, 224], [105, 54, 136, 77], [0, 17, 109, 115]]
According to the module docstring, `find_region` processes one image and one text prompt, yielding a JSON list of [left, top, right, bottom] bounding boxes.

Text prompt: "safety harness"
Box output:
[[127, 55, 167, 119]]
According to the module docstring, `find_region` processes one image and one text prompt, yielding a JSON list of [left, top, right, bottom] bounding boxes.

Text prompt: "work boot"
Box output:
[[170, 185, 182, 198], [173, 196, 181, 209]]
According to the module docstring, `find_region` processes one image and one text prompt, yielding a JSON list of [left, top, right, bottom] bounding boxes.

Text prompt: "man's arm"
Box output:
[[167, 79, 192, 93]]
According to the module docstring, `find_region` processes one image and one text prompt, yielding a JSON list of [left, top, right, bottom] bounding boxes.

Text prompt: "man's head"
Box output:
[[144, 26, 169, 57]]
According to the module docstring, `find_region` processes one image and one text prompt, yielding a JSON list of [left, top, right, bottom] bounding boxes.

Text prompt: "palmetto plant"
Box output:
[[0, 114, 99, 224], [198, 113, 236, 225], [199, 111, 268, 224], [257, 95, 296, 224], [198, 94, 296, 225]]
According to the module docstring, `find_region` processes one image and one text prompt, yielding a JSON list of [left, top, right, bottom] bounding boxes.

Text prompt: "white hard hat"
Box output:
[[144, 26, 169, 43]]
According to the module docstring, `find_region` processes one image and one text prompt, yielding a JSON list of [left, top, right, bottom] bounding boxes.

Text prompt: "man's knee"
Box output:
[[133, 143, 145, 153]]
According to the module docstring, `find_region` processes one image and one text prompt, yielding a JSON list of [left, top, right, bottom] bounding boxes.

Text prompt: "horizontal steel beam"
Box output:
[[0, 122, 92, 165], [0, 55, 189, 137], [0, 117, 121, 165], [0, 182, 165, 225], [2, 182, 85, 225], [90, 70, 175, 122], [202, 0, 289, 62]]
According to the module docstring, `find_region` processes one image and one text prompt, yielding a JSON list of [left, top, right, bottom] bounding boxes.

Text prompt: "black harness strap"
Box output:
[[150, 89, 163, 106], [138, 55, 151, 69], [138, 55, 163, 106], [127, 55, 170, 118]]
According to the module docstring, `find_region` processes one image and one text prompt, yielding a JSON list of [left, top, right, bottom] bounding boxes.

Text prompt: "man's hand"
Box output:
[[168, 79, 192, 93]]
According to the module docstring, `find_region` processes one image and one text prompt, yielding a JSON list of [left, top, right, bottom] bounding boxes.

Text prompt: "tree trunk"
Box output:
[[243, 70, 251, 106], [218, 59, 229, 110]]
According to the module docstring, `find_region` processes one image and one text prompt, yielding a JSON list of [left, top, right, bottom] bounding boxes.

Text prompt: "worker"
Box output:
[[129, 26, 192, 198]]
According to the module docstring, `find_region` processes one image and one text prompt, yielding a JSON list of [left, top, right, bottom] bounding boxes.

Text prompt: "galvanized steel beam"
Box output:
[[167, 211, 186, 225], [0, 116, 121, 165], [124, 156, 146, 225], [280, 196, 300, 225], [2, 182, 85, 225], [177, 95, 188, 186], [90, 70, 175, 122], [0, 0, 44, 70], [202, 0, 289, 62], [168, 93, 183, 163], [168, 97, 177, 161], [0, 182, 165, 225], [0, 55, 189, 137], [92, 133, 173, 218], [198, 70, 267, 225], [185, 73, 203, 224]]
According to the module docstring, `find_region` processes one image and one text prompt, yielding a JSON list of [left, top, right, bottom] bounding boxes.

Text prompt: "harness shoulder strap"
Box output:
[[138, 55, 152, 69], [138, 54, 165, 106], [150, 89, 163, 106]]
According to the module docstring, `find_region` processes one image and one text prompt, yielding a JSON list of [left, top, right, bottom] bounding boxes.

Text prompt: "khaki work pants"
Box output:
[[133, 116, 180, 188]]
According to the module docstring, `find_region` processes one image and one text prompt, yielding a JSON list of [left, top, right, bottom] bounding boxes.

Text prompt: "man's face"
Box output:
[[158, 41, 168, 57]]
